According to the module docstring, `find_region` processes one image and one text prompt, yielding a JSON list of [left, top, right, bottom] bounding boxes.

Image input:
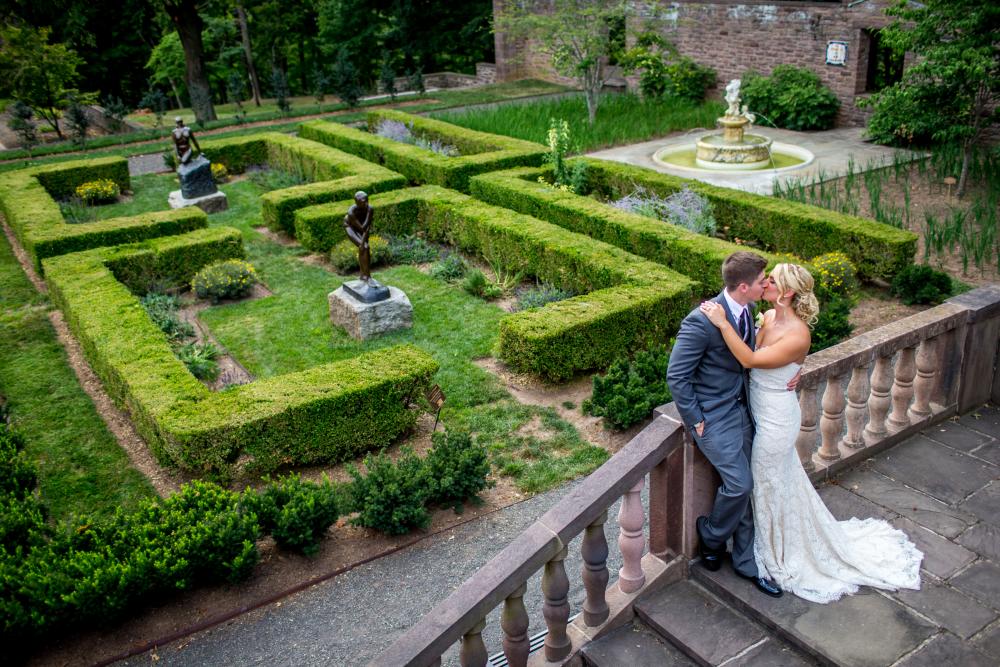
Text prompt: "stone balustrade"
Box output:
[[370, 285, 1000, 667]]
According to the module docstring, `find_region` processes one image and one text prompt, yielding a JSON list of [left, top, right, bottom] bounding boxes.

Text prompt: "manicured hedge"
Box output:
[[43, 227, 439, 478], [470, 166, 789, 294], [539, 159, 916, 281], [296, 186, 697, 380], [0, 157, 197, 273], [298, 110, 548, 193], [201, 132, 407, 235]]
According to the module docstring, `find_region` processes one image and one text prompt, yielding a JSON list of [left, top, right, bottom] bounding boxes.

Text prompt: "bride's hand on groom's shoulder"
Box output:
[[699, 301, 726, 328]]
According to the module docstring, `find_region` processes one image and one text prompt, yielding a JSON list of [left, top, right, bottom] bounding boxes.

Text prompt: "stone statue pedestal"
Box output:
[[168, 189, 229, 214], [177, 154, 217, 199], [329, 280, 412, 340]]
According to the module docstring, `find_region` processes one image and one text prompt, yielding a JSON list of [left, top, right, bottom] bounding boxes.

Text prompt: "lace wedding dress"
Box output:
[[749, 363, 924, 603]]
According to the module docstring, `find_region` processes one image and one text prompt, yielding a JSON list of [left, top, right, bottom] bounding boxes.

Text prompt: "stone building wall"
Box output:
[[493, 0, 901, 127]]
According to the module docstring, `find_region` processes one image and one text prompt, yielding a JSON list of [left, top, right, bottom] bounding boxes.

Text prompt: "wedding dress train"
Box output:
[[748, 363, 924, 603]]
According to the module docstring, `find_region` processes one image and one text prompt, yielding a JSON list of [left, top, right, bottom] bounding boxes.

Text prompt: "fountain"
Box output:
[[653, 79, 813, 175]]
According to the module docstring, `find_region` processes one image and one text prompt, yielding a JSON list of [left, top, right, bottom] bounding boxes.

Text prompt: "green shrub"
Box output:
[[245, 475, 340, 556], [349, 449, 430, 535], [0, 426, 36, 500], [191, 259, 259, 303], [740, 66, 840, 131], [430, 253, 468, 281], [810, 294, 854, 352], [463, 268, 502, 299], [811, 252, 858, 300], [74, 178, 121, 205], [386, 234, 440, 264], [583, 345, 672, 430], [175, 342, 221, 381], [515, 283, 575, 311], [329, 235, 390, 273], [890, 264, 953, 305], [424, 430, 492, 508], [665, 57, 717, 103], [140, 292, 195, 341]]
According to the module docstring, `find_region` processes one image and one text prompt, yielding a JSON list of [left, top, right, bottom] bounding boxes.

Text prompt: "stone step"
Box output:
[[692, 565, 938, 667], [632, 579, 814, 667], [580, 621, 698, 667]]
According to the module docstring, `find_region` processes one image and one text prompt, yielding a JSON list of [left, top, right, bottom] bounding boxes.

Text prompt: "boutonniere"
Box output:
[[754, 311, 765, 329]]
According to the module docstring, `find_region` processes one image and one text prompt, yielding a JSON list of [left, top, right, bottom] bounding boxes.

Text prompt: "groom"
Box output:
[[667, 251, 783, 597]]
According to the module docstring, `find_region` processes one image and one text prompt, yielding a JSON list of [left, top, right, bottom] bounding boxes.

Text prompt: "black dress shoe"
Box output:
[[696, 516, 724, 572], [737, 572, 783, 598]]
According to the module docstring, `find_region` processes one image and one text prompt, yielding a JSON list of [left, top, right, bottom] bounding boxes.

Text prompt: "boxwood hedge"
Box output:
[[295, 186, 697, 380], [298, 110, 547, 193], [501, 158, 916, 281], [0, 156, 210, 273], [200, 132, 407, 235], [43, 227, 439, 478]]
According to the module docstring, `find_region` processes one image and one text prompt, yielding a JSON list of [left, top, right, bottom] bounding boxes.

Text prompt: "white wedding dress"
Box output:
[[748, 363, 924, 603]]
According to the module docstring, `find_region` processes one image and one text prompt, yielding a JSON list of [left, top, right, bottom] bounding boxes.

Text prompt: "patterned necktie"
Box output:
[[739, 308, 751, 343]]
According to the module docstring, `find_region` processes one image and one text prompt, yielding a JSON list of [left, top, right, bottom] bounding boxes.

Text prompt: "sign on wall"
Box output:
[[826, 40, 848, 66]]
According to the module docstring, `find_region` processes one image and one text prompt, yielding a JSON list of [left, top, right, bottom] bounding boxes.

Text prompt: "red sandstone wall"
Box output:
[[494, 0, 900, 128]]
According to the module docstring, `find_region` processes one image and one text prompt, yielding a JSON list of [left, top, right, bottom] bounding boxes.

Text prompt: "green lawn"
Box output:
[[0, 224, 156, 521]]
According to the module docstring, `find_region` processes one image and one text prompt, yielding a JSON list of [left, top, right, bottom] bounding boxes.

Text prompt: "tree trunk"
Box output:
[[957, 140, 972, 199], [298, 37, 307, 93], [235, 2, 262, 107], [582, 65, 602, 125], [167, 77, 184, 110], [165, 0, 217, 124]]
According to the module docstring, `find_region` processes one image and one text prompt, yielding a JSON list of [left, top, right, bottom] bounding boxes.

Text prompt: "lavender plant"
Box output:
[[611, 186, 717, 236], [373, 119, 459, 157]]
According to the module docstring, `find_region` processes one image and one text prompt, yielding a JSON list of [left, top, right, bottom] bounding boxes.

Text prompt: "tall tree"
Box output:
[[233, 0, 262, 105], [162, 0, 217, 123], [495, 0, 627, 124], [0, 24, 84, 140], [867, 0, 1000, 197]]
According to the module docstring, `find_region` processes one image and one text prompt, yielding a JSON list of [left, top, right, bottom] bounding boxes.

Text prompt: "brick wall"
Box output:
[[494, 0, 901, 127]]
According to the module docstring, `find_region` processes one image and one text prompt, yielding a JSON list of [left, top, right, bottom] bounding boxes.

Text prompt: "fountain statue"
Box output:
[[695, 79, 773, 170]]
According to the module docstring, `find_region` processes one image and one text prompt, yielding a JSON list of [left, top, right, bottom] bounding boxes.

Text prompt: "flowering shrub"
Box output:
[[74, 179, 120, 205], [611, 186, 717, 236], [329, 234, 390, 273], [211, 162, 229, 183], [191, 260, 259, 303], [812, 252, 857, 300], [374, 119, 459, 157]]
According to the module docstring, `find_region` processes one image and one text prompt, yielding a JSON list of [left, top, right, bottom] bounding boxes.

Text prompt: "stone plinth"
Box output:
[[177, 154, 217, 199], [168, 189, 229, 214], [329, 282, 412, 340]]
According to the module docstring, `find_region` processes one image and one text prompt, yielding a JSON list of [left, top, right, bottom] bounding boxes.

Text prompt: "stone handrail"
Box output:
[[371, 285, 1000, 667], [370, 412, 687, 667]]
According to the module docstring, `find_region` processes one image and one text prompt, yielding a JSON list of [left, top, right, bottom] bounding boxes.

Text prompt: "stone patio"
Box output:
[[586, 127, 924, 195]]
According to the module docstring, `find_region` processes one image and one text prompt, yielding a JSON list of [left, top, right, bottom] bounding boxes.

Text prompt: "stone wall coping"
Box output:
[[369, 415, 684, 667], [947, 284, 1000, 322]]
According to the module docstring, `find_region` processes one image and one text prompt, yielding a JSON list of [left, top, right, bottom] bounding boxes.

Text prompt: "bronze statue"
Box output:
[[342, 191, 389, 303], [171, 116, 201, 165]]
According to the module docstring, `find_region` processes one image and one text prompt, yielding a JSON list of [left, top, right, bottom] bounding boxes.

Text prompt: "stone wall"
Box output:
[[493, 0, 902, 127]]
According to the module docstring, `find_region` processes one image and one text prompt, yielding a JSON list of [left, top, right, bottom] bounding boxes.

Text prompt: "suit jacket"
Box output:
[[666, 291, 755, 430]]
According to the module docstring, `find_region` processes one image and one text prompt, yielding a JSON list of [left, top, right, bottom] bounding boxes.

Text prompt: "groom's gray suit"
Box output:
[[667, 291, 758, 578]]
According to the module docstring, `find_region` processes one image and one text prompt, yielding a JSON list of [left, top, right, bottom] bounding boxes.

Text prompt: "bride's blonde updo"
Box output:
[[772, 263, 820, 327]]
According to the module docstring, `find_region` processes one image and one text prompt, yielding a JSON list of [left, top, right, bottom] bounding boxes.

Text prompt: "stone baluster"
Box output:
[[459, 618, 487, 667], [581, 510, 610, 627], [888, 347, 916, 432], [542, 545, 571, 662], [865, 356, 893, 445], [795, 385, 819, 472], [908, 337, 938, 422], [501, 583, 529, 667], [819, 374, 846, 461], [617, 477, 646, 593], [840, 364, 870, 450]]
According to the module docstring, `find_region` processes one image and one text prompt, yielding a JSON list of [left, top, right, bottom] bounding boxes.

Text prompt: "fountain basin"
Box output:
[[695, 132, 773, 170], [653, 141, 814, 174]]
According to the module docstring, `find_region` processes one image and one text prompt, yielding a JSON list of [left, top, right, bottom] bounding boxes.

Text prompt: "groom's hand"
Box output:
[[787, 369, 802, 391]]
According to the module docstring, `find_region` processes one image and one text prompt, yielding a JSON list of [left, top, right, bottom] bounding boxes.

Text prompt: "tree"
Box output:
[[7, 101, 38, 152], [64, 93, 92, 146], [378, 54, 396, 101], [866, 0, 1000, 197], [233, 0, 262, 106], [139, 88, 170, 127], [0, 24, 84, 140], [331, 47, 362, 108], [162, 0, 218, 124], [495, 0, 628, 124]]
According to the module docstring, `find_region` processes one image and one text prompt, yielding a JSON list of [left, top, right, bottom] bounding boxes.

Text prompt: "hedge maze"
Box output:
[[2, 111, 919, 477]]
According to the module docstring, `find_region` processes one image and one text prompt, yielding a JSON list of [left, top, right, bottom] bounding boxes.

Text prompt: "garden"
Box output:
[[0, 0, 997, 661]]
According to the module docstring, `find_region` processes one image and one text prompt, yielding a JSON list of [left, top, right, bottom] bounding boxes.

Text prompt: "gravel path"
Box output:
[[128, 152, 171, 177]]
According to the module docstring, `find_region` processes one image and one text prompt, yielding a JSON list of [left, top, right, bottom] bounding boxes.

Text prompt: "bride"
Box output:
[[699, 263, 923, 604]]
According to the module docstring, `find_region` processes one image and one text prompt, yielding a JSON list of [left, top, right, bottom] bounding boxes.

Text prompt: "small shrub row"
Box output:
[[583, 345, 673, 430]]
